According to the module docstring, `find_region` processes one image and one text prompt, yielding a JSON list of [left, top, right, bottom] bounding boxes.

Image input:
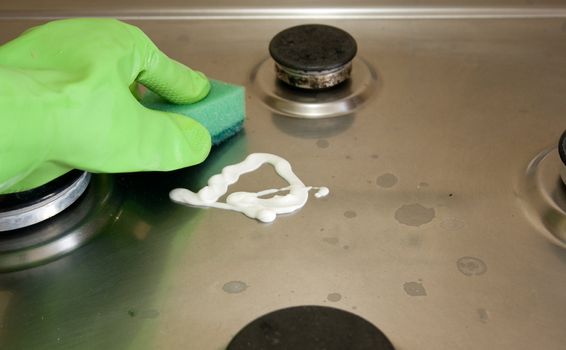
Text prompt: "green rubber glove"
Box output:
[[0, 18, 212, 194]]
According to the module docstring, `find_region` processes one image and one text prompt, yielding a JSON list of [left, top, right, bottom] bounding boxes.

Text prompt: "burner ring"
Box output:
[[0, 175, 121, 271], [0, 171, 91, 232], [251, 57, 378, 119]]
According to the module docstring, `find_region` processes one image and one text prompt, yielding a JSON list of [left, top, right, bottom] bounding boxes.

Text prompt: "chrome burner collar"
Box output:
[[0, 172, 91, 232], [0, 174, 121, 271], [252, 57, 378, 119]]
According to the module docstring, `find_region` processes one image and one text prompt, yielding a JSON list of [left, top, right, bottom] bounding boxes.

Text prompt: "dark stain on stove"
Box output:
[[345, 155, 352, 160], [457, 257, 487, 276], [343, 245, 350, 250], [344, 210, 357, 219], [316, 139, 330, 148], [371, 154, 379, 159], [376, 173, 398, 188], [394, 203, 435, 226], [477, 308, 489, 323], [403, 281, 427, 296], [448, 193, 454, 197]]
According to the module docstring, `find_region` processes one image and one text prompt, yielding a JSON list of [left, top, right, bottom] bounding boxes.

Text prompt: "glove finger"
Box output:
[[128, 26, 210, 104]]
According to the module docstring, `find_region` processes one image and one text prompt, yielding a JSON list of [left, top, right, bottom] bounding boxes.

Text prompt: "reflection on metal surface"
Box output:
[[518, 148, 566, 248], [4, 7, 566, 20], [0, 172, 91, 231], [271, 113, 354, 138], [251, 57, 377, 118], [0, 175, 122, 271]]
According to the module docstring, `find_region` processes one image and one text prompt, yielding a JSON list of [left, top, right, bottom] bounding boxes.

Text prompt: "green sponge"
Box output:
[[141, 79, 245, 145]]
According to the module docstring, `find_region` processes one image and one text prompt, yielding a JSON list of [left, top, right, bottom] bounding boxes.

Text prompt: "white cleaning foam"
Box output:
[[169, 153, 329, 223]]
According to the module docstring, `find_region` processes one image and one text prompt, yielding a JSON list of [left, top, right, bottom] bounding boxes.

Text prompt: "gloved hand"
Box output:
[[0, 18, 212, 194]]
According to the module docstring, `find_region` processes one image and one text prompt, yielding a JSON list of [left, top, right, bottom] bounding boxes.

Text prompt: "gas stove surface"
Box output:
[[1, 2, 566, 350]]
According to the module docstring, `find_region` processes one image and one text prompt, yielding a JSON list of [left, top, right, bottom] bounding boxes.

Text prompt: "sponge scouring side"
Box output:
[[141, 79, 245, 145]]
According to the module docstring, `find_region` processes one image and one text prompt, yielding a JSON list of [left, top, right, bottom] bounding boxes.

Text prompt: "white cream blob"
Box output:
[[169, 153, 329, 223]]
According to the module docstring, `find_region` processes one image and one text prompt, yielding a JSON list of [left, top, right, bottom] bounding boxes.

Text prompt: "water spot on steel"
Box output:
[[327, 293, 342, 302], [323, 237, 339, 245], [403, 281, 427, 296], [376, 173, 398, 188], [223, 281, 248, 294], [344, 210, 357, 219], [316, 139, 330, 149], [395, 204, 435, 226], [457, 257, 487, 276], [418, 182, 429, 188], [477, 308, 489, 323]]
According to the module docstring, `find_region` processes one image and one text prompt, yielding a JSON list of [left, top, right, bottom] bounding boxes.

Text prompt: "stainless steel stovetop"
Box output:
[[1, 1, 566, 349]]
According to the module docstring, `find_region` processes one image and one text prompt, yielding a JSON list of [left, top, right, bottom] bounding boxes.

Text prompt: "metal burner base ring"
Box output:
[[0, 175, 122, 272], [251, 57, 378, 119], [0, 171, 91, 232]]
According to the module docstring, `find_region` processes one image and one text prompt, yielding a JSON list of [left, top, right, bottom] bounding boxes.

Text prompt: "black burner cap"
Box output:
[[559, 130, 566, 166], [0, 170, 84, 212], [227, 305, 395, 350], [269, 24, 358, 72]]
